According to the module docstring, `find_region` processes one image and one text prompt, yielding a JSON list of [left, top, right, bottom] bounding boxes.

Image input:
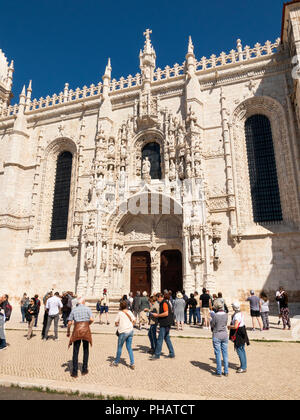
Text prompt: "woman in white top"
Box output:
[[228, 302, 250, 374], [111, 300, 136, 369], [259, 292, 270, 330]]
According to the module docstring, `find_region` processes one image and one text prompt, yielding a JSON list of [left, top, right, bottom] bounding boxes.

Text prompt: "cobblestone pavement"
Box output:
[[0, 329, 299, 400]]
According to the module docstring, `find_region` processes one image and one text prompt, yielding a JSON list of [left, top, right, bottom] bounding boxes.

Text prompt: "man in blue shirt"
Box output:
[[67, 297, 94, 378]]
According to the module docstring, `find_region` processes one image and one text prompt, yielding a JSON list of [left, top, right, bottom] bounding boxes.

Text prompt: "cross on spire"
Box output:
[[143, 28, 152, 41]]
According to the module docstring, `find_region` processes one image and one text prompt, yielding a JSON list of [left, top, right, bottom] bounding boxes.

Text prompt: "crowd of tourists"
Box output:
[[0, 286, 293, 378]]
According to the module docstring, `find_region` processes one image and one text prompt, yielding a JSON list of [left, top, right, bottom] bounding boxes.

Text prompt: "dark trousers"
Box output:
[[62, 310, 71, 327], [34, 312, 39, 327], [42, 311, 48, 338], [189, 308, 197, 325], [148, 324, 157, 351], [72, 340, 89, 375]]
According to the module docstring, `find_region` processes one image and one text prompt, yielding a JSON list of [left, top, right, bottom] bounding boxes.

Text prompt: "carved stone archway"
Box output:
[[36, 137, 77, 243]]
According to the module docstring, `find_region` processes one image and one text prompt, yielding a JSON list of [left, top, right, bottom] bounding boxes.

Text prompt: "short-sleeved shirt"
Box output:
[[68, 305, 93, 323], [247, 296, 260, 312], [115, 310, 135, 334], [46, 296, 63, 316], [260, 299, 269, 313], [194, 295, 200, 308], [200, 293, 211, 308], [232, 312, 245, 328]]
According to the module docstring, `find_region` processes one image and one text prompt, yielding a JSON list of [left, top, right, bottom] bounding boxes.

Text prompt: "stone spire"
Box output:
[[98, 58, 113, 134], [186, 36, 196, 77], [185, 36, 203, 124], [102, 58, 112, 97], [14, 85, 27, 132], [139, 29, 156, 92], [0, 50, 14, 109], [26, 80, 32, 109]]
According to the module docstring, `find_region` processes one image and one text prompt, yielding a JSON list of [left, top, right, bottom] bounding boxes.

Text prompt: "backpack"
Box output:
[[4, 302, 12, 322]]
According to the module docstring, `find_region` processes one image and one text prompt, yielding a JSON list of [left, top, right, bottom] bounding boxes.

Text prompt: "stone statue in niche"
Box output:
[[142, 157, 151, 178], [119, 167, 126, 186], [113, 245, 120, 265], [101, 243, 108, 269], [169, 159, 176, 180], [168, 132, 175, 148], [85, 242, 94, 270], [120, 140, 127, 157], [214, 242, 220, 259], [108, 141, 115, 155], [186, 163, 192, 178], [192, 237, 200, 256], [178, 127, 185, 146], [195, 161, 202, 178], [178, 158, 185, 180], [96, 173, 105, 194]]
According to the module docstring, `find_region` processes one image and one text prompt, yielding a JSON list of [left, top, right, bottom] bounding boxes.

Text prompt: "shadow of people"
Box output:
[[107, 356, 128, 367], [209, 357, 239, 370], [61, 360, 83, 374], [190, 358, 239, 374], [190, 360, 215, 374], [133, 345, 151, 353]]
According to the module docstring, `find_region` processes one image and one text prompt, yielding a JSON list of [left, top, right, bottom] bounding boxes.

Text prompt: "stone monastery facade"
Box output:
[[0, 1, 299, 302]]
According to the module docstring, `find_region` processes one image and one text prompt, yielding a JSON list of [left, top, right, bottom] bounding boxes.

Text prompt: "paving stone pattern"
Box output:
[[0, 328, 300, 400]]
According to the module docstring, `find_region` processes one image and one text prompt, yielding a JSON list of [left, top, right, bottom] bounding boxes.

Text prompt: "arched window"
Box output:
[[245, 114, 282, 223], [142, 142, 162, 179], [50, 151, 73, 240]]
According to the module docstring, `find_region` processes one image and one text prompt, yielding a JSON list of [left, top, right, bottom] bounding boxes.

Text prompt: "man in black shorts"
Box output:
[[246, 290, 263, 331]]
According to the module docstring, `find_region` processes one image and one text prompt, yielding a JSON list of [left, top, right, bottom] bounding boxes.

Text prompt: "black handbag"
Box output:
[[25, 312, 32, 323]]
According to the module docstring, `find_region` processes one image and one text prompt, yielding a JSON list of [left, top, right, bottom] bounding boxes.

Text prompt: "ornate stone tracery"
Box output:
[[231, 96, 300, 231]]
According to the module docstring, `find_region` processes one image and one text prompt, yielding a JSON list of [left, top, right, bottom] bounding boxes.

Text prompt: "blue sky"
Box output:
[[0, 0, 284, 104]]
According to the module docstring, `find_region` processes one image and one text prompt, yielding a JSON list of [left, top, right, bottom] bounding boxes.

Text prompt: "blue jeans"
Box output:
[[213, 337, 229, 375], [196, 308, 201, 324], [115, 330, 134, 366], [236, 345, 247, 370], [189, 308, 197, 324], [21, 307, 26, 323], [148, 324, 157, 351], [154, 326, 175, 359]]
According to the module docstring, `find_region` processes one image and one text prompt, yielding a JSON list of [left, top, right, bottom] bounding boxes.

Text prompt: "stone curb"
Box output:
[[0, 375, 205, 401], [5, 326, 299, 343]]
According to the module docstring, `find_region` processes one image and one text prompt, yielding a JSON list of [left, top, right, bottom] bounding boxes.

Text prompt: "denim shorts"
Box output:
[[100, 306, 109, 314]]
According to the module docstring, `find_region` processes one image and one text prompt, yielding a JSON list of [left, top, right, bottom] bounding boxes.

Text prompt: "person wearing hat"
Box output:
[[246, 290, 263, 332], [173, 292, 186, 331], [210, 300, 229, 377], [99, 289, 110, 325], [228, 302, 250, 374]]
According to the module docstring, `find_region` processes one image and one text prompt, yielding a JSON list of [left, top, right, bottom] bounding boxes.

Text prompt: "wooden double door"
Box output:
[[130, 250, 183, 295], [130, 252, 151, 296]]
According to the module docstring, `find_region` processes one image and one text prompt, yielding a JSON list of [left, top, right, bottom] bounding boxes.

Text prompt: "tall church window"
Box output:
[[245, 114, 282, 223], [142, 142, 162, 179], [50, 151, 73, 240]]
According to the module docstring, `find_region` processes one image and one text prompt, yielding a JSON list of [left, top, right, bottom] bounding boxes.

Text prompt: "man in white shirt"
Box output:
[[44, 292, 63, 341]]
